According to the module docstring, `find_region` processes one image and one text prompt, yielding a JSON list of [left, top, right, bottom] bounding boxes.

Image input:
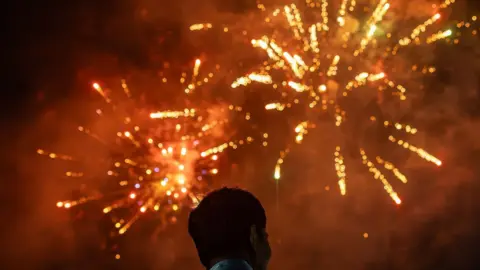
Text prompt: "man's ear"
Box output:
[[249, 224, 257, 250]]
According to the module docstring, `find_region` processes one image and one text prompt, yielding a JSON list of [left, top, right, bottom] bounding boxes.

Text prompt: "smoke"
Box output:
[[204, 104, 232, 139], [4, 97, 108, 267]]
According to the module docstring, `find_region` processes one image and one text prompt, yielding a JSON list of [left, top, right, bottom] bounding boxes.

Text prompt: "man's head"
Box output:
[[188, 187, 270, 270]]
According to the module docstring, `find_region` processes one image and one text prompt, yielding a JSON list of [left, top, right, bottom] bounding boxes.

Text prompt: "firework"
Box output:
[[37, 59, 254, 257], [193, 0, 478, 203]]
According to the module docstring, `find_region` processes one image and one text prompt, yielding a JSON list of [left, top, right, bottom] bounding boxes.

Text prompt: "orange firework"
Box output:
[[37, 59, 254, 258]]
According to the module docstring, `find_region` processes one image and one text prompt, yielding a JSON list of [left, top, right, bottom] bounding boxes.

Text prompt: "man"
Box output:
[[188, 187, 271, 270]]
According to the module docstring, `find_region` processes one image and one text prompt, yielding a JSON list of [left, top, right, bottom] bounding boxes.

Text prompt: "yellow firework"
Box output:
[[192, 0, 478, 204]]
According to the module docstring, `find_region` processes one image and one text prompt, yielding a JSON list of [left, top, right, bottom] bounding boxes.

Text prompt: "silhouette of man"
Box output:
[[188, 187, 271, 270]]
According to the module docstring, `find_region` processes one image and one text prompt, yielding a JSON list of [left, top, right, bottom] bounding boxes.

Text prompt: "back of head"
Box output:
[[188, 187, 266, 268]]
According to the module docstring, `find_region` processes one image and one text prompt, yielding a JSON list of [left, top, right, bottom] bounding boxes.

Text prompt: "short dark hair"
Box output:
[[188, 187, 266, 268]]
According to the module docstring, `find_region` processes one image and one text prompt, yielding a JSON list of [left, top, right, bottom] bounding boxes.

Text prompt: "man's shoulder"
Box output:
[[210, 259, 253, 270]]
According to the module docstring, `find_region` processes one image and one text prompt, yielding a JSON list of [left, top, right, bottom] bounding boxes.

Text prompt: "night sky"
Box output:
[[3, 0, 480, 269]]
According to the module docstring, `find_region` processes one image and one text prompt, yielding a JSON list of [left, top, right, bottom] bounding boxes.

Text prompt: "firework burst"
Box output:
[[193, 0, 478, 204], [37, 59, 254, 255]]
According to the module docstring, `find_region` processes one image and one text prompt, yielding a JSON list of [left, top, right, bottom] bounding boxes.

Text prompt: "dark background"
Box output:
[[3, 0, 480, 269]]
